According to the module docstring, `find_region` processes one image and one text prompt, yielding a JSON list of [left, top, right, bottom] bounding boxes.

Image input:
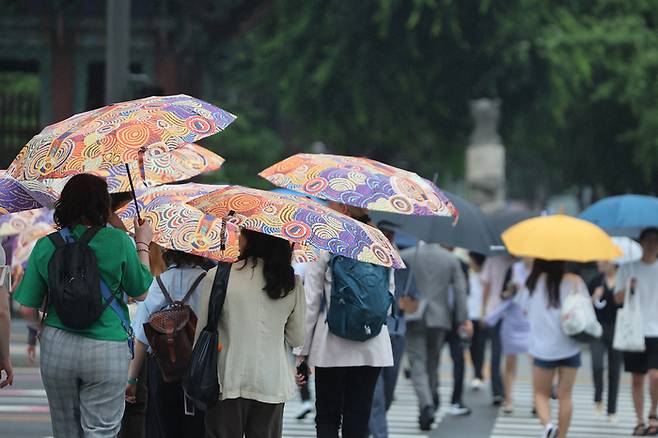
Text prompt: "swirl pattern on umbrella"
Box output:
[[0, 208, 54, 237], [117, 184, 240, 262], [188, 186, 404, 268], [260, 153, 457, 218], [0, 175, 58, 215], [9, 95, 236, 180]]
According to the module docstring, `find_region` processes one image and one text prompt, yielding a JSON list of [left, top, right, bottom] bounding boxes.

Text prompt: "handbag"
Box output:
[[182, 263, 231, 410], [561, 287, 602, 343], [613, 283, 645, 352]]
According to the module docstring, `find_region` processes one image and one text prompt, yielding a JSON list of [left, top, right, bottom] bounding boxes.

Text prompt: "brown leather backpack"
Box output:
[[143, 273, 206, 382]]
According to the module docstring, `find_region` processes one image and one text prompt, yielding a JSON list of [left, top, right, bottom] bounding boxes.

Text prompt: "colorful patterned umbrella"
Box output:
[[117, 184, 241, 262], [259, 153, 457, 219], [0, 174, 58, 215], [188, 185, 404, 268], [42, 143, 224, 194], [9, 95, 236, 181], [0, 208, 54, 237]]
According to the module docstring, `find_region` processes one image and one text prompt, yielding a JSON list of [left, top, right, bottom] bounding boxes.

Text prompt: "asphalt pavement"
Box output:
[[0, 318, 646, 437]]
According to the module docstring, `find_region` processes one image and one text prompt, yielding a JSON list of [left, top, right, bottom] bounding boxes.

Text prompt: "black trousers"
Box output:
[[315, 366, 381, 438], [591, 323, 622, 414], [469, 320, 486, 380], [446, 329, 465, 405], [145, 356, 205, 438], [119, 360, 148, 438], [205, 398, 284, 438], [487, 321, 504, 397]]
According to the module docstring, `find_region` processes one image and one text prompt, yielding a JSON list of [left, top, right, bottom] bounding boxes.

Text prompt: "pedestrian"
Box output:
[[614, 227, 658, 436], [197, 229, 306, 438], [301, 204, 393, 438], [443, 249, 472, 416], [515, 259, 589, 438], [126, 249, 209, 438], [400, 241, 470, 431], [481, 254, 515, 405], [14, 173, 154, 438], [0, 244, 11, 389], [368, 221, 421, 438], [291, 260, 314, 420], [467, 252, 487, 391], [485, 258, 532, 414], [588, 260, 622, 422]]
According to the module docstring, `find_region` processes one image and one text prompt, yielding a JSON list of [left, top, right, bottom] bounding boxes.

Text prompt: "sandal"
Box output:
[[633, 423, 646, 436], [646, 416, 658, 436]]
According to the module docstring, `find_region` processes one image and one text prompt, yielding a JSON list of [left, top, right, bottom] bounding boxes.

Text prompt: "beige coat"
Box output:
[[195, 261, 306, 404], [300, 252, 394, 368]]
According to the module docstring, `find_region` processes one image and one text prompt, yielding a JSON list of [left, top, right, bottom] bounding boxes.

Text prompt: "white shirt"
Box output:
[[133, 266, 208, 348], [481, 255, 514, 316], [515, 273, 586, 360], [512, 260, 531, 287], [301, 252, 394, 368], [616, 260, 658, 337], [467, 270, 484, 320]]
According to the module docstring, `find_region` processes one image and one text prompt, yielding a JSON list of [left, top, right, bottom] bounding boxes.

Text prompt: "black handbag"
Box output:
[[182, 262, 231, 410]]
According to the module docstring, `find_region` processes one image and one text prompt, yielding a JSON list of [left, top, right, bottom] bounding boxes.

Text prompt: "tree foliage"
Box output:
[[195, 0, 658, 201]]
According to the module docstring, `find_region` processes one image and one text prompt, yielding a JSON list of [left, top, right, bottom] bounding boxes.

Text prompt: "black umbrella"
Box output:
[[371, 192, 503, 255]]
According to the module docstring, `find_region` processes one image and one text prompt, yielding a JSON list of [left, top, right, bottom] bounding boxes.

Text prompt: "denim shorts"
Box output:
[[534, 352, 581, 369]]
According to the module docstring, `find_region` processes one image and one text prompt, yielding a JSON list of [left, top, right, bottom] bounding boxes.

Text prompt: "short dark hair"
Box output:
[[639, 227, 658, 242], [162, 249, 208, 269], [54, 174, 110, 230]]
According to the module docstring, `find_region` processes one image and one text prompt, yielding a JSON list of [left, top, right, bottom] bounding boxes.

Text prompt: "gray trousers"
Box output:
[[40, 326, 130, 438], [405, 321, 447, 410]]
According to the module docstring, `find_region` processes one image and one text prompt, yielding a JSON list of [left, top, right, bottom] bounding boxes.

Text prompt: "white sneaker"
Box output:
[[447, 403, 472, 416], [607, 414, 618, 424], [470, 378, 483, 390], [542, 423, 558, 438], [295, 401, 313, 420], [594, 402, 604, 417]]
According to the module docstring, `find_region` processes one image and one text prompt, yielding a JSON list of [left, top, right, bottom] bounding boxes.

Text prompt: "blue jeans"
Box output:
[[369, 334, 406, 438]]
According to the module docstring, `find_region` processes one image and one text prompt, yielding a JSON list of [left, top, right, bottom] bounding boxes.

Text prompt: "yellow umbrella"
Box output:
[[501, 214, 622, 262]]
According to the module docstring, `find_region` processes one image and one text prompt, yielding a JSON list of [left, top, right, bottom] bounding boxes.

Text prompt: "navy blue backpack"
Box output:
[[323, 255, 393, 342]]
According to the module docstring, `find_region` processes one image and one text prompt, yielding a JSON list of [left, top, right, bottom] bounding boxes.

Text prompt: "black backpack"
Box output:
[[46, 227, 112, 330]]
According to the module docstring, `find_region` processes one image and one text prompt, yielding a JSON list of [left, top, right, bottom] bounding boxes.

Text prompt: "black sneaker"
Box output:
[[419, 405, 435, 431], [492, 395, 504, 406]]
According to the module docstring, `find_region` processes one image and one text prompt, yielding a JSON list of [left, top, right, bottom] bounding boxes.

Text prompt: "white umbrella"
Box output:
[[612, 236, 642, 264]]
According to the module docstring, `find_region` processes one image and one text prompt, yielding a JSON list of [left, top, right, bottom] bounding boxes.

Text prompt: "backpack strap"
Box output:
[[155, 275, 174, 305], [47, 231, 67, 248], [99, 279, 135, 358], [181, 273, 207, 304], [78, 226, 102, 246], [204, 263, 231, 331]]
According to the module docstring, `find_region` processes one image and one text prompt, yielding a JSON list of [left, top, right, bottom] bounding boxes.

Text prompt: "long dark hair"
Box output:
[[54, 174, 110, 229], [525, 259, 566, 308], [239, 229, 295, 299]]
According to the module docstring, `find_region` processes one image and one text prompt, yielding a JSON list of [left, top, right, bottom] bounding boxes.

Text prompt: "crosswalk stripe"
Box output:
[[491, 380, 644, 438]]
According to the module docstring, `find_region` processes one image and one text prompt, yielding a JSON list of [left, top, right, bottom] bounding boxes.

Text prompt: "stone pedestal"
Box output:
[[466, 99, 506, 213]]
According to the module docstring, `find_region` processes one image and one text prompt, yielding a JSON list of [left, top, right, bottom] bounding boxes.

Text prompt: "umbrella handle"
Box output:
[[124, 162, 143, 224]]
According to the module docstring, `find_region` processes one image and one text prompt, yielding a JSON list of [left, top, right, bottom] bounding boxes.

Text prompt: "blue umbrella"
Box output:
[[580, 195, 658, 237]]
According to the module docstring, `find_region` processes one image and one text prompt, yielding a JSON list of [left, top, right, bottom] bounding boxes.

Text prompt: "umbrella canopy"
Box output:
[[371, 191, 502, 255], [188, 185, 404, 268], [0, 174, 59, 215], [259, 153, 457, 219], [502, 215, 622, 262], [42, 143, 224, 194], [0, 208, 54, 237], [8, 95, 236, 181], [117, 184, 240, 262], [487, 210, 540, 235], [580, 195, 658, 237]]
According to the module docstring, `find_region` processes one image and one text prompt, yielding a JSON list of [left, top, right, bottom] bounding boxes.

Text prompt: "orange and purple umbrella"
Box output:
[[260, 153, 457, 219], [8, 95, 236, 181], [188, 185, 404, 268], [117, 183, 240, 262]]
